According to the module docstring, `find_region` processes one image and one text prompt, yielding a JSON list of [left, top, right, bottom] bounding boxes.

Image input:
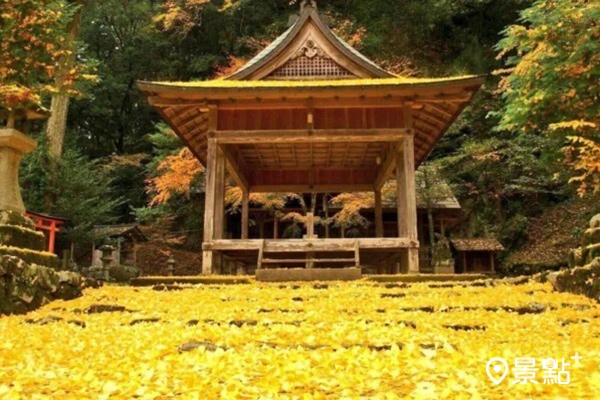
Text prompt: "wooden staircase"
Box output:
[[257, 239, 360, 269]]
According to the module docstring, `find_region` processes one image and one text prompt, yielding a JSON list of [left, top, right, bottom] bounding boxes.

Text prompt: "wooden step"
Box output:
[[262, 258, 356, 264]]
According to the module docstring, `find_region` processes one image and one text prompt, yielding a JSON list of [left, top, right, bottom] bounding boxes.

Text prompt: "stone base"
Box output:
[[256, 267, 362, 282], [130, 276, 252, 286], [0, 255, 84, 315], [0, 210, 58, 269], [434, 262, 455, 274], [554, 258, 600, 302]]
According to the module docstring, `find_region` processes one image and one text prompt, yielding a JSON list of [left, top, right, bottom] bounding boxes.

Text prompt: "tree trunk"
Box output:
[[44, 2, 85, 210], [46, 2, 84, 160], [47, 94, 71, 158]]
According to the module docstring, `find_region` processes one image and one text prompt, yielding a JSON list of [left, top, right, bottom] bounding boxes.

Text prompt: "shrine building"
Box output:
[[138, 1, 483, 277]]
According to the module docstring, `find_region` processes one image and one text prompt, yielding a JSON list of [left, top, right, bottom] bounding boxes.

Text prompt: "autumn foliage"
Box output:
[[1, 280, 599, 398], [0, 0, 78, 110], [495, 0, 600, 194], [147, 148, 204, 205]]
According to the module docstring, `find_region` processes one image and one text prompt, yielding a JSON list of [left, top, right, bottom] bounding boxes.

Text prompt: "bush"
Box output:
[[20, 138, 123, 245]]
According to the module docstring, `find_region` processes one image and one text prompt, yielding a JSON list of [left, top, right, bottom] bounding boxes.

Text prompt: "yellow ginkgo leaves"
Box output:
[[0, 280, 599, 399]]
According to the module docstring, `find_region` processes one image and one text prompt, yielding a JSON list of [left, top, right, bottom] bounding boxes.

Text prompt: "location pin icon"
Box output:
[[486, 357, 509, 385]]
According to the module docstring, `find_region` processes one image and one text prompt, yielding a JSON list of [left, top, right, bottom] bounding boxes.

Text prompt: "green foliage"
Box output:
[[439, 129, 563, 246], [20, 138, 122, 244]]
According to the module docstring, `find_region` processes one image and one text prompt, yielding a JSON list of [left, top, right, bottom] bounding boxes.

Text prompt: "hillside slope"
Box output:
[[506, 194, 600, 269]]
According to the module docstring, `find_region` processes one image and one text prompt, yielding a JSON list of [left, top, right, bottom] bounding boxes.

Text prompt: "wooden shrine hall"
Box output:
[[138, 1, 483, 276]]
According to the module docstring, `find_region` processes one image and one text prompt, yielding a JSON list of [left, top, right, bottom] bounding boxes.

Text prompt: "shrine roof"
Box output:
[[139, 75, 482, 91], [450, 239, 505, 252]]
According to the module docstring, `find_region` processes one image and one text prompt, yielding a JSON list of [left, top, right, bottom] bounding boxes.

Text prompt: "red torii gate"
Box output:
[[25, 211, 68, 254]]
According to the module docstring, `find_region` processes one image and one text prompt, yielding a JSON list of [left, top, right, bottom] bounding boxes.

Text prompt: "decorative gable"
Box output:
[[226, 1, 393, 81], [268, 38, 354, 79]]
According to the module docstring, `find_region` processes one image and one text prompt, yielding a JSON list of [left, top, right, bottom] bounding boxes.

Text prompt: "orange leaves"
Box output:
[[155, 0, 211, 36], [148, 148, 204, 205], [0, 0, 76, 110], [214, 56, 247, 79], [0, 84, 41, 108]]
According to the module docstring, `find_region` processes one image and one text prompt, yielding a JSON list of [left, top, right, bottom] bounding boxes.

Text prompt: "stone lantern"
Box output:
[[0, 110, 45, 215], [0, 129, 36, 214], [167, 256, 175, 276]]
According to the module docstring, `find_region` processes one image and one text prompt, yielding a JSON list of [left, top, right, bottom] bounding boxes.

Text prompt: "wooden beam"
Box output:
[[375, 189, 384, 238], [211, 129, 408, 144], [220, 144, 249, 192], [413, 115, 443, 132], [147, 88, 475, 105], [374, 143, 398, 190], [203, 238, 418, 252], [418, 108, 448, 126], [250, 183, 374, 193], [425, 103, 455, 119], [148, 96, 208, 108]]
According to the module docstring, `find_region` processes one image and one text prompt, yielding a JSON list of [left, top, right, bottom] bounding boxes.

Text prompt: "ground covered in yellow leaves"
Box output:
[[1, 280, 599, 399]]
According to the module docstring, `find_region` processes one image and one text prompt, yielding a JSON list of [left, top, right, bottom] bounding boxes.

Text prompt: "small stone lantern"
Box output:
[[99, 245, 115, 281], [167, 256, 175, 276]]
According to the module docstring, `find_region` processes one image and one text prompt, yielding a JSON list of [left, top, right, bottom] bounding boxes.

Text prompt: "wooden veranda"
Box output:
[[138, 1, 483, 275]]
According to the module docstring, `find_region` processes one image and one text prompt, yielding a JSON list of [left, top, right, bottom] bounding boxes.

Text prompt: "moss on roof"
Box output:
[[451, 238, 505, 252], [141, 75, 482, 90]]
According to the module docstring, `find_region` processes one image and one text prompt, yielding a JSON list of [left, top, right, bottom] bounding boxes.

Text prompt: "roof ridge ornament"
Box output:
[[300, 0, 317, 13]]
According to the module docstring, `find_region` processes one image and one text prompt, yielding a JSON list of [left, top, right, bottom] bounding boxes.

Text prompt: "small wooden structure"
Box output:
[[138, 1, 483, 275], [25, 211, 68, 254], [450, 238, 504, 273], [91, 224, 146, 268]]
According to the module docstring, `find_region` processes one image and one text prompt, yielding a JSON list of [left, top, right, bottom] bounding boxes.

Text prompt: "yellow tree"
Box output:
[[495, 0, 600, 194]]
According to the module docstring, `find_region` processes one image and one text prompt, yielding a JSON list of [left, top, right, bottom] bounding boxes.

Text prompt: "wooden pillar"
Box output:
[[306, 212, 314, 269], [375, 189, 383, 238], [397, 131, 419, 274], [273, 216, 279, 239], [306, 212, 315, 238], [241, 190, 249, 239], [48, 220, 57, 254], [258, 218, 265, 238], [202, 133, 226, 274], [490, 252, 495, 273], [323, 195, 330, 239], [132, 238, 137, 268]]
